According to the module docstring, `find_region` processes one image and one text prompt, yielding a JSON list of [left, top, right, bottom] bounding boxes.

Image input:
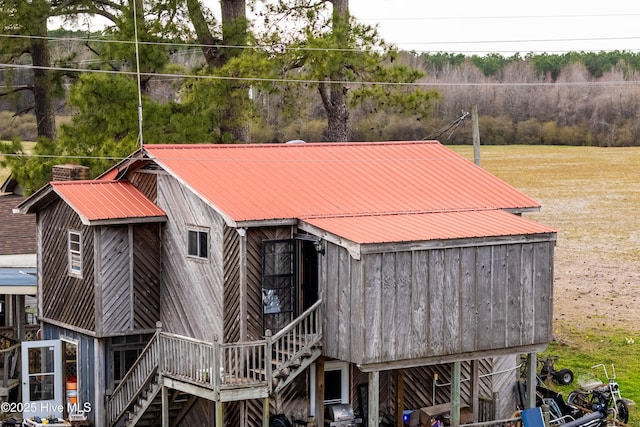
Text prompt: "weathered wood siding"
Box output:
[[95, 223, 161, 335], [156, 174, 225, 342], [97, 225, 131, 335], [321, 239, 554, 365], [132, 223, 161, 329], [223, 226, 241, 344], [39, 199, 95, 331]]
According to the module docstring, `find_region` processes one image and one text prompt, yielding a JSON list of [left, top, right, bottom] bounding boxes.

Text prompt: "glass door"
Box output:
[[21, 340, 63, 419]]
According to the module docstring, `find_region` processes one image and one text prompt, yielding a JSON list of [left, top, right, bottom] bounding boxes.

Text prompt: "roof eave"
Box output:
[[85, 216, 168, 226], [12, 183, 56, 215]]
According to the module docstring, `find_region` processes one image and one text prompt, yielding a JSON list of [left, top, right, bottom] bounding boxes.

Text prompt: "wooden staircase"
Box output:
[[107, 300, 322, 427], [124, 379, 199, 427]]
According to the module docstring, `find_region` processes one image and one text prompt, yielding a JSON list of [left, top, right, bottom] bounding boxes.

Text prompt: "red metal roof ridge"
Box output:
[[143, 140, 441, 150]]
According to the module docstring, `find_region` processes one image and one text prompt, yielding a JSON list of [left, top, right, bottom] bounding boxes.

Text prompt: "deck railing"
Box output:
[[106, 301, 323, 426], [160, 332, 218, 388], [0, 343, 20, 388]]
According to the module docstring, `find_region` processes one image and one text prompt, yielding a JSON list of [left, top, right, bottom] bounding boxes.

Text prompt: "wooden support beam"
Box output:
[[315, 359, 325, 426], [471, 360, 479, 423], [451, 362, 461, 427], [161, 386, 169, 427], [215, 400, 223, 427], [526, 353, 537, 409], [395, 369, 404, 427], [263, 397, 270, 427], [368, 371, 380, 427]]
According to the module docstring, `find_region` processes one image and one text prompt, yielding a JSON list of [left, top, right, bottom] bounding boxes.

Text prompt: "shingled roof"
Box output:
[[0, 194, 36, 256]]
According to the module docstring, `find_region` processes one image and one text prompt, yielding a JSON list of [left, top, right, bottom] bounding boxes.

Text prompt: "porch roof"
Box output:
[[143, 141, 542, 226], [0, 267, 36, 295]]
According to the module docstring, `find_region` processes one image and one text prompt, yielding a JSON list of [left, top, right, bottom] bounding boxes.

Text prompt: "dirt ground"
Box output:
[[553, 244, 640, 334]]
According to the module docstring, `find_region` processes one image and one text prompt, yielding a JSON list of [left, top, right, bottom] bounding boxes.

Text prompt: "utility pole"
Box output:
[[472, 105, 481, 166]]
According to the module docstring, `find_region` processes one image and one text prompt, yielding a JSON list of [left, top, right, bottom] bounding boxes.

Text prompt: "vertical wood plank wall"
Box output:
[[321, 240, 554, 365], [156, 174, 225, 342], [40, 199, 95, 331]]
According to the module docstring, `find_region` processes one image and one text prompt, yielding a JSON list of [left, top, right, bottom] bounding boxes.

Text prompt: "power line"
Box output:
[[3, 61, 640, 88], [3, 31, 640, 55], [356, 13, 640, 21]]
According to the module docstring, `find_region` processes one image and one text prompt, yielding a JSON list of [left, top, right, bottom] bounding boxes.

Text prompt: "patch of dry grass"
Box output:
[[0, 141, 36, 184], [451, 145, 640, 263]]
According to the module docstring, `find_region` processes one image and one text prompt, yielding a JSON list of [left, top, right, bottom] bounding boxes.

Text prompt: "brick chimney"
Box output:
[[52, 164, 90, 181]]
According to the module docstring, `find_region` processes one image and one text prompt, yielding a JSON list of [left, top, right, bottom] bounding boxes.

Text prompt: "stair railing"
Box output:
[[105, 300, 323, 425], [106, 330, 161, 426], [269, 300, 322, 380], [0, 343, 20, 388]]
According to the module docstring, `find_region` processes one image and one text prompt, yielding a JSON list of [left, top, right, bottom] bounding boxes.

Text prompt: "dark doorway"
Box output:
[[262, 238, 320, 334]]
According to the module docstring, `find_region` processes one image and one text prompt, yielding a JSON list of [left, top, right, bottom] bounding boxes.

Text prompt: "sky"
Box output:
[[346, 0, 640, 54], [57, 0, 640, 55]]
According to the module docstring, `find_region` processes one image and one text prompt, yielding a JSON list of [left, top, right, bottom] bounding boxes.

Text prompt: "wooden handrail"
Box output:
[[106, 300, 324, 425], [0, 344, 20, 388], [106, 331, 160, 426]]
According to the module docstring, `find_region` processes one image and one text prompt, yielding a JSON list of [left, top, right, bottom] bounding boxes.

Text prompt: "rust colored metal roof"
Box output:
[[144, 141, 541, 224], [47, 181, 166, 225], [50, 181, 166, 225], [302, 209, 555, 245]]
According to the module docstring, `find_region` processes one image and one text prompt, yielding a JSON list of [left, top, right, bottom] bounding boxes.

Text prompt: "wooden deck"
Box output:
[[106, 301, 322, 427]]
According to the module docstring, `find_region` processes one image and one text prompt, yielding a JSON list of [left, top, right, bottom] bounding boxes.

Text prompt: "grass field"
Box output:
[[451, 145, 640, 425]]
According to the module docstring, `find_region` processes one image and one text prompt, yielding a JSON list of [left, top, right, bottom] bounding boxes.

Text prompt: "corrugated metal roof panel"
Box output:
[[144, 141, 540, 223], [51, 181, 166, 225], [302, 210, 556, 244]]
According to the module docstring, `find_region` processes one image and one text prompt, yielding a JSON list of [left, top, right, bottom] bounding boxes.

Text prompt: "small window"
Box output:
[[68, 231, 82, 276], [187, 229, 208, 259]]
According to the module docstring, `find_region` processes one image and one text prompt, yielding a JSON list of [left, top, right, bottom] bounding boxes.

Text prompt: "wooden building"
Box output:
[[14, 141, 556, 426]]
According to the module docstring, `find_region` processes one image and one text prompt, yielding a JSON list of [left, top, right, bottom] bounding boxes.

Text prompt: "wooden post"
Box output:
[[238, 228, 247, 343], [471, 360, 479, 422], [161, 386, 169, 427], [451, 362, 461, 427], [526, 353, 537, 409], [15, 295, 24, 341], [395, 369, 404, 427], [263, 397, 270, 427], [368, 371, 380, 427], [472, 104, 481, 166], [315, 358, 325, 426], [215, 400, 223, 427]]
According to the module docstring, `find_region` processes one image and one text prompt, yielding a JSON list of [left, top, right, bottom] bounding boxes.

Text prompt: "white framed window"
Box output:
[[310, 361, 350, 416], [68, 231, 82, 276], [187, 228, 208, 259]]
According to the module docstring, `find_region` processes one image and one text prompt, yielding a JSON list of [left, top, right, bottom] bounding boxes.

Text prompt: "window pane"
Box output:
[[325, 370, 342, 402], [187, 230, 198, 256], [68, 232, 82, 274], [198, 231, 208, 258]]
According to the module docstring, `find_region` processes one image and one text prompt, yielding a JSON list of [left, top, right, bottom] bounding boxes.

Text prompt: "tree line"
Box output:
[[2, 1, 640, 193]]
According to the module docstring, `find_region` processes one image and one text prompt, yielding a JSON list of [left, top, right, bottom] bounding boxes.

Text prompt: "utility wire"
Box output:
[[2, 32, 640, 54], [424, 111, 469, 141], [3, 61, 640, 88]]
